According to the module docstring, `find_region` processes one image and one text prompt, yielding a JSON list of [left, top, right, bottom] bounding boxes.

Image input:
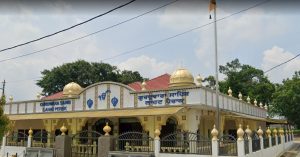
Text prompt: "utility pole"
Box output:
[[1, 80, 5, 97]]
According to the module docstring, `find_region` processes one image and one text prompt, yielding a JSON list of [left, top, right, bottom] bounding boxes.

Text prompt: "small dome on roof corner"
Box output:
[[169, 68, 195, 88], [63, 82, 82, 97]]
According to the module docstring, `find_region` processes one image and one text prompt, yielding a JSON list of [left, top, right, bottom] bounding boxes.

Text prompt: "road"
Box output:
[[280, 137, 300, 157]]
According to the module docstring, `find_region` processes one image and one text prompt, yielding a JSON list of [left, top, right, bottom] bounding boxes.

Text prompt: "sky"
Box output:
[[0, 0, 299, 101]]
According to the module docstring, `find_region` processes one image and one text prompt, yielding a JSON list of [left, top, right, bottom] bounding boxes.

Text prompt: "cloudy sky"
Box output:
[[0, 0, 299, 101]]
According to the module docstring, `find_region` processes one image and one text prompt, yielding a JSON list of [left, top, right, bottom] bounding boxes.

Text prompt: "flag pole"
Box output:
[[213, 3, 220, 134]]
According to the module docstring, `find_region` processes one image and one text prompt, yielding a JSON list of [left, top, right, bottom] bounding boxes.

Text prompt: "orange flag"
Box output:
[[209, 0, 216, 19]]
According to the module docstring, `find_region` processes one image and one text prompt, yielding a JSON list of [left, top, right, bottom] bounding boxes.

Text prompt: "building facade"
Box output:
[[3, 68, 275, 145]]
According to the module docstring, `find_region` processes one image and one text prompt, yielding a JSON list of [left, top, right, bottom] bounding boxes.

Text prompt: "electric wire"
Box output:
[[5, 0, 283, 83], [264, 53, 300, 73], [0, 0, 179, 63], [101, 0, 271, 61], [0, 0, 136, 53]]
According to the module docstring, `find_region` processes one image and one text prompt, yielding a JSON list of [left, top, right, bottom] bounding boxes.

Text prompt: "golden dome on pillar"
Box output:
[[63, 82, 82, 97], [169, 68, 195, 88]]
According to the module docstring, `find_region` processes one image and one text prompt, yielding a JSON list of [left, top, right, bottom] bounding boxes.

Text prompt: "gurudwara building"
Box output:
[[3, 68, 289, 153]]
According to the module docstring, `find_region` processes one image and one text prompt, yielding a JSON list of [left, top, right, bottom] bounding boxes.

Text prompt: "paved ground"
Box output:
[[279, 137, 300, 157]]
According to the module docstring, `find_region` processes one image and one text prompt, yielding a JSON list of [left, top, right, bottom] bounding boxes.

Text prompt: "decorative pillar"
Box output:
[[273, 128, 278, 145], [1, 134, 7, 157], [154, 128, 161, 157], [98, 123, 114, 157], [237, 124, 245, 157], [211, 125, 219, 157], [27, 128, 33, 147], [257, 126, 264, 150], [245, 125, 252, 153], [279, 128, 284, 144], [266, 127, 272, 147], [55, 124, 72, 157], [289, 128, 292, 142]]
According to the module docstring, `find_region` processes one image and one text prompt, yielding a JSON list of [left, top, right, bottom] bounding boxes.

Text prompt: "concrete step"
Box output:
[[109, 151, 154, 157]]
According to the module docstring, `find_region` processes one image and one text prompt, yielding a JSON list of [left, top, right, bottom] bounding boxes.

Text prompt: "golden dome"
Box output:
[[169, 68, 195, 88], [63, 82, 82, 97]]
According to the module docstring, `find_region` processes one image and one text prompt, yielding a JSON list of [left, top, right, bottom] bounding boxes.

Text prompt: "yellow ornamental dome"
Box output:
[[63, 82, 82, 97], [169, 68, 195, 88]]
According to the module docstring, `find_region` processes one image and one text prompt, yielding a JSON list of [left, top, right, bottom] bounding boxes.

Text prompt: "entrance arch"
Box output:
[[160, 117, 178, 138], [119, 117, 143, 134]]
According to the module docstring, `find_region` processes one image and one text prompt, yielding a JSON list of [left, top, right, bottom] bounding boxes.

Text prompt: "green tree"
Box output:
[[203, 59, 275, 104], [271, 71, 300, 127], [0, 95, 10, 139], [219, 59, 275, 104], [203, 75, 216, 89], [37, 60, 144, 96]]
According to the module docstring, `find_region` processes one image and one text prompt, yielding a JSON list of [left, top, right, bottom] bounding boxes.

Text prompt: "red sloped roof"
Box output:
[[128, 73, 170, 91], [42, 91, 63, 100], [43, 73, 171, 100]]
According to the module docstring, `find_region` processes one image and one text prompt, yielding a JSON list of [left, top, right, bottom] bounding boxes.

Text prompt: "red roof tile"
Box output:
[[128, 73, 170, 91], [42, 91, 63, 100]]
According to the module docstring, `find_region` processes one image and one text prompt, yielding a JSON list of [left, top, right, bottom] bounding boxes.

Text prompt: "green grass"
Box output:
[[293, 129, 300, 135]]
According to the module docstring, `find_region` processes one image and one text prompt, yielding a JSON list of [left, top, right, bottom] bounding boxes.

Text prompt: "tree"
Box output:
[[203, 75, 216, 89], [37, 60, 144, 96], [0, 95, 10, 139], [219, 59, 275, 104], [203, 59, 275, 104], [271, 71, 300, 127]]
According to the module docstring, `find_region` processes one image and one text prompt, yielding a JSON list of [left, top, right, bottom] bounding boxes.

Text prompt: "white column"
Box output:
[[237, 140, 245, 157], [154, 138, 160, 157], [248, 138, 253, 154], [281, 134, 285, 150], [27, 136, 32, 147], [212, 140, 218, 157], [154, 129, 160, 157], [269, 136, 272, 147], [1, 135, 6, 157], [260, 137, 264, 150]]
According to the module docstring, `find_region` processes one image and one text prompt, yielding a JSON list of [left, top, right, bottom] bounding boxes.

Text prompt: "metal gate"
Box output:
[[218, 135, 237, 156], [6, 132, 28, 147], [160, 131, 211, 155], [252, 131, 261, 152], [32, 130, 55, 148], [115, 131, 154, 152], [71, 130, 102, 157]]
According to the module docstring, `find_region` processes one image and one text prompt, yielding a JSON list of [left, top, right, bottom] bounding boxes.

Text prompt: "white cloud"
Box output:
[[262, 46, 300, 83], [159, 3, 289, 71], [117, 55, 175, 79], [0, 9, 115, 101]]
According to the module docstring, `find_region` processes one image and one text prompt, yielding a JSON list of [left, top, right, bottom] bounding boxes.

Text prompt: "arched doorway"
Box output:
[[119, 117, 143, 134], [160, 117, 178, 138]]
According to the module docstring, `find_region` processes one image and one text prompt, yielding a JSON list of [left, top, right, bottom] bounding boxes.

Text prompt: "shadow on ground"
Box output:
[[280, 137, 300, 157]]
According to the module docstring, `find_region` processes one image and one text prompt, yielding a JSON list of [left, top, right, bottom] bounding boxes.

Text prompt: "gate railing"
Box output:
[[271, 137, 276, 146], [115, 131, 154, 152], [244, 133, 249, 154], [71, 130, 102, 157], [218, 135, 237, 156], [160, 132, 211, 155], [32, 130, 55, 148], [6, 132, 28, 147], [251, 132, 261, 152]]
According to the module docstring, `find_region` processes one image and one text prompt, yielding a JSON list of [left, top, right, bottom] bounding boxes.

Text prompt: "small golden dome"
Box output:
[[169, 68, 195, 88], [63, 82, 82, 97]]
